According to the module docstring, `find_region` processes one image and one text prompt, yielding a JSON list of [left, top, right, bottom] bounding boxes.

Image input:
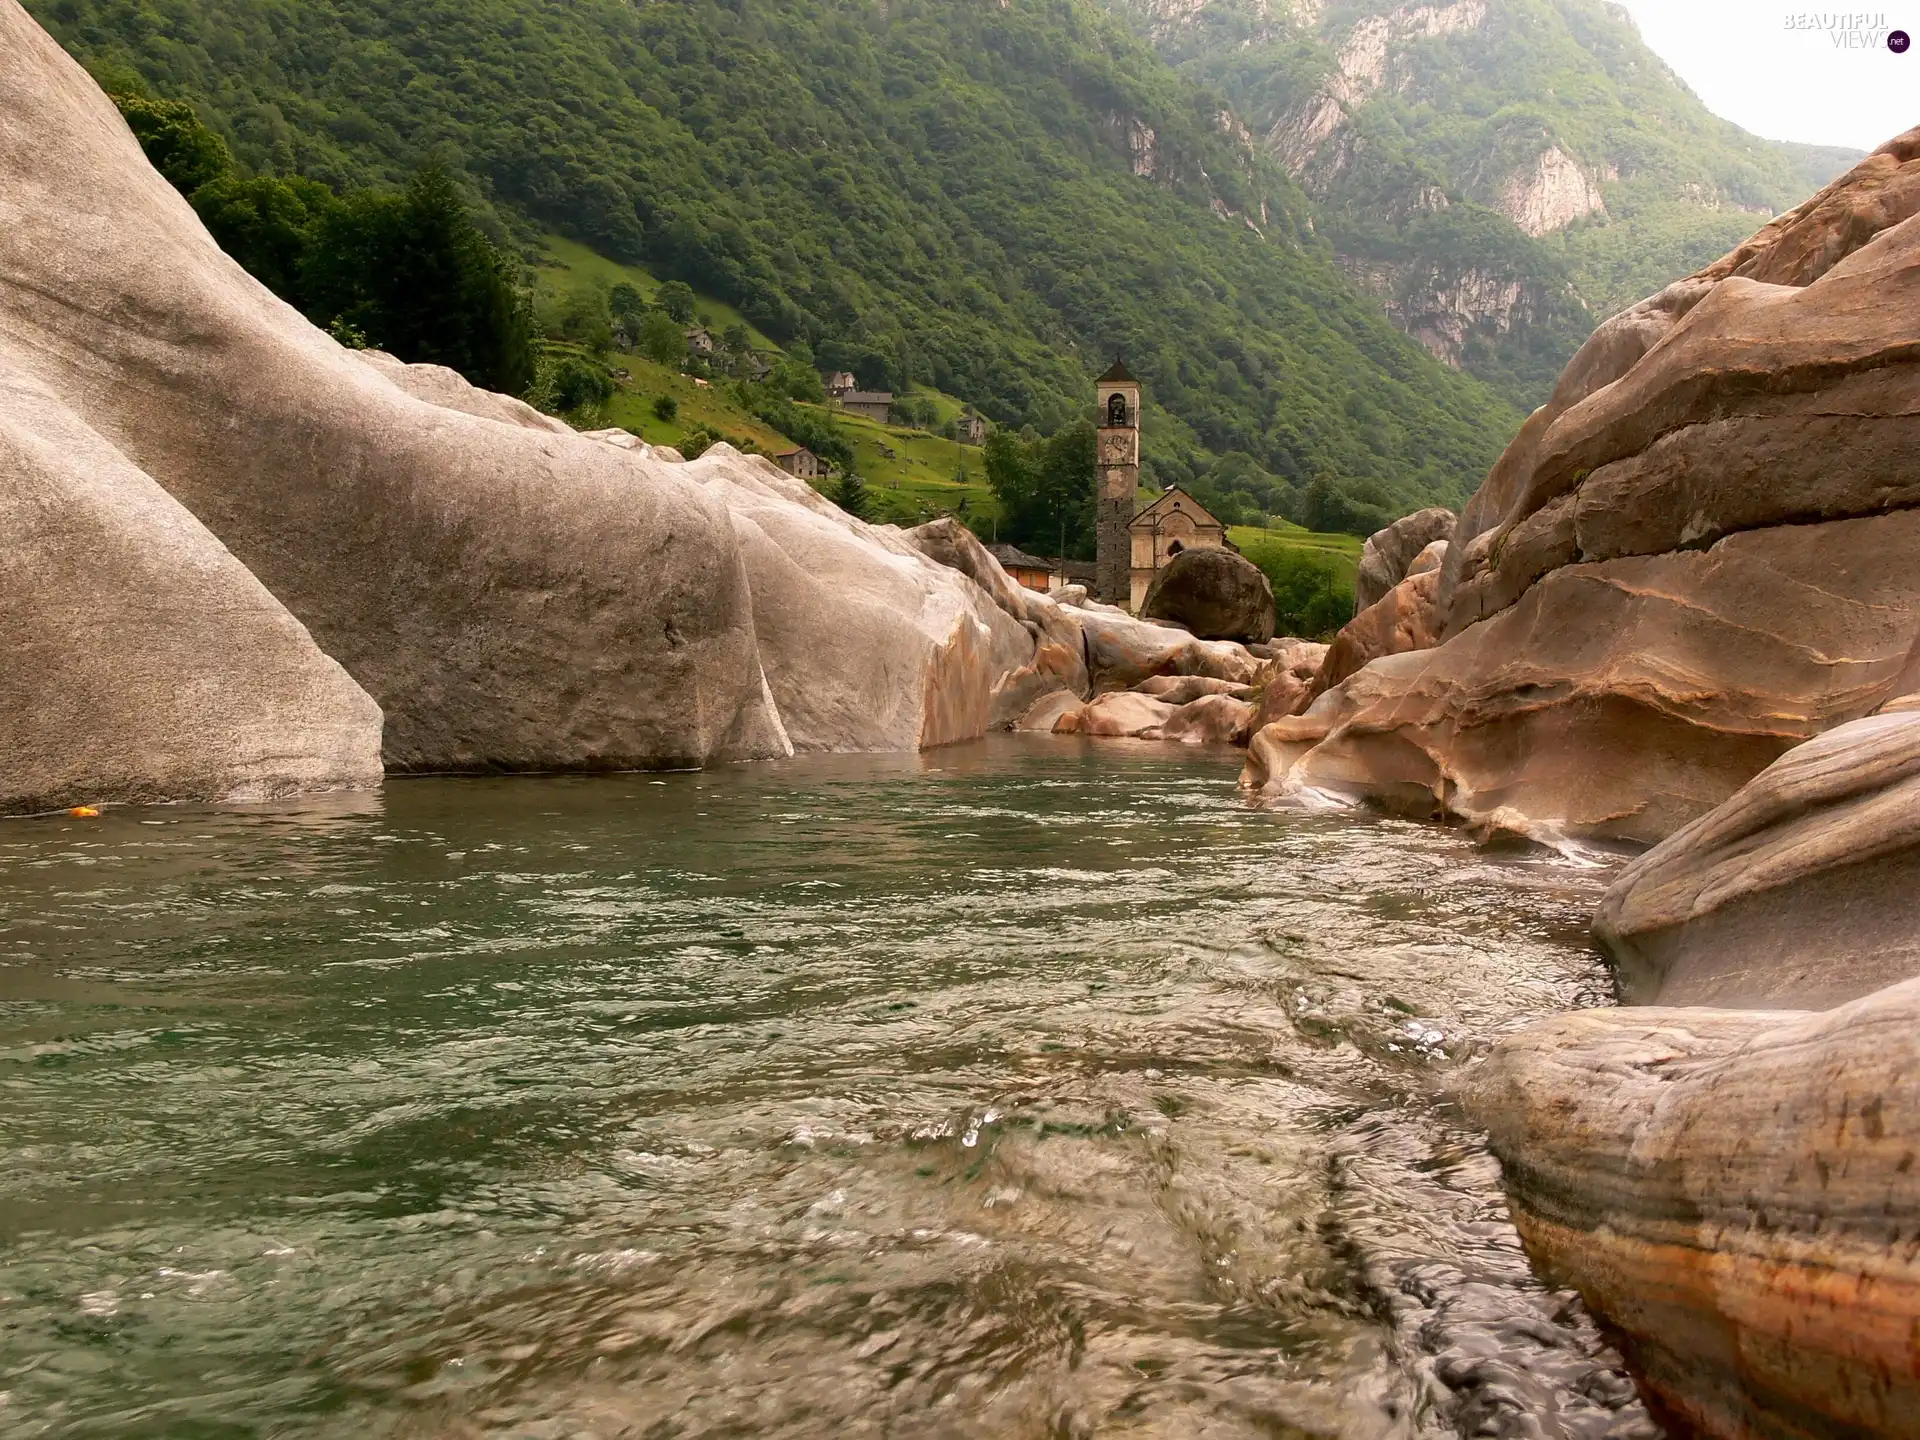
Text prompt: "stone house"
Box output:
[[1128, 486, 1229, 611], [774, 446, 821, 479], [825, 370, 857, 397], [955, 412, 986, 445], [685, 326, 716, 356], [987, 543, 1054, 592], [840, 390, 893, 424]]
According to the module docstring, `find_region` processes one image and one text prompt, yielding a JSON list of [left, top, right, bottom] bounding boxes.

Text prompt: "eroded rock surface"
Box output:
[[1248, 127, 1920, 844], [1, 360, 382, 814], [1595, 706, 1920, 1009], [1309, 545, 1446, 701], [1468, 983, 1920, 1439], [1355, 507, 1456, 612], [1140, 547, 1276, 644]]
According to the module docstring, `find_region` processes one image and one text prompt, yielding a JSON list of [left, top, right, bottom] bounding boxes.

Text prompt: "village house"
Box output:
[[954, 412, 986, 445], [684, 326, 716, 356], [824, 370, 857, 398], [773, 445, 821, 479], [839, 389, 894, 424], [1127, 486, 1230, 611], [987, 543, 1055, 592]]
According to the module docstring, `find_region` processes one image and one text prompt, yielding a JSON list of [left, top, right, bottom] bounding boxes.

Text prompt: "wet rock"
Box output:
[[1014, 689, 1083, 733], [1249, 127, 1920, 845], [1053, 691, 1175, 738], [1140, 548, 1276, 644], [1155, 694, 1256, 745], [1131, 674, 1252, 705], [1595, 705, 1920, 1009], [1355, 507, 1456, 612], [1, 358, 382, 815], [1468, 980, 1920, 1440], [1075, 608, 1263, 692]]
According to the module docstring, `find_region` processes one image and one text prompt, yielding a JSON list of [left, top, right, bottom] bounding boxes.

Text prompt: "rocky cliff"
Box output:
[[1105, 0, 1861, 407]]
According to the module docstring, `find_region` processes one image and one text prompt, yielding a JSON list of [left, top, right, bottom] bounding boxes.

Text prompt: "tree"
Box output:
[[831, 469, 874, 521], [652, 393, 678, 421], [984, 422, 1094, 558], [656, 280, 696, 324], [111, 94, 231, 194], [300, 166, 537, 395], [189, 173, 338, 299], [638, 310, 685, 366], [545, 355, 615, 414]]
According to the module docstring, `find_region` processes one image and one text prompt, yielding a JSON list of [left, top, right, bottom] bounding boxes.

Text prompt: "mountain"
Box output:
[[26, 0, 1537, 536], [1100, 0, 1862, 406]]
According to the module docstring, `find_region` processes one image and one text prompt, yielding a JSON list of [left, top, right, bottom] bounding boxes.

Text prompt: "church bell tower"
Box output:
[[1094, 357, 1140, 607]]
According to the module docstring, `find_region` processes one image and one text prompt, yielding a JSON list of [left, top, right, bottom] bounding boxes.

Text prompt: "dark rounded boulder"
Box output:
[[1140, 547, 1275, 644]]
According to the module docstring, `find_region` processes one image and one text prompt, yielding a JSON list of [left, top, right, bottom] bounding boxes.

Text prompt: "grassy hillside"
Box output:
[[1106, 0, 1861, 407], [33, 0, 1526, 528]]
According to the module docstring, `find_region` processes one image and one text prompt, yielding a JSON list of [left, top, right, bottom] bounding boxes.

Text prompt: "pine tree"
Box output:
[[831, 470, 873, 522]]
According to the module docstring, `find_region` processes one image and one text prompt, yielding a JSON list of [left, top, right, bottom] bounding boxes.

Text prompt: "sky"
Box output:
[[1613, 1, 1917, 151]]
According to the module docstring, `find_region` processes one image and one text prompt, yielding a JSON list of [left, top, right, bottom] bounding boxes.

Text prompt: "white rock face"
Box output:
[[1500, 145, 1607, 237], [0, 0, 1092, 804]]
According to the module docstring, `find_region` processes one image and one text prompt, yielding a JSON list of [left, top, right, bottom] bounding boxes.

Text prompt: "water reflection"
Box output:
[[0, 736, 1654, 1437]]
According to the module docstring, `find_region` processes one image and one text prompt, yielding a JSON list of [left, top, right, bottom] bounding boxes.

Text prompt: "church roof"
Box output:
[[1129, 485, 1224, 531], [1096, 354, 1136, 384]]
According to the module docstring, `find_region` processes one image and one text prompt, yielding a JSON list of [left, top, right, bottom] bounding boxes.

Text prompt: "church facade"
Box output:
[[1127, 487, 1228, 611]]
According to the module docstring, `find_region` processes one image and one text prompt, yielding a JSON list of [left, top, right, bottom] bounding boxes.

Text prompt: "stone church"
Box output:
[[1093, 359, 1228, 610]]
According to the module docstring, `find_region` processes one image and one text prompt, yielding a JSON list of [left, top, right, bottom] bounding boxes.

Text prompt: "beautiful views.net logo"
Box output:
[[1781, 12, 1912, 49]]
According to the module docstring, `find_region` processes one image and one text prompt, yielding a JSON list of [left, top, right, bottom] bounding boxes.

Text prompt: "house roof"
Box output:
[[988, 542, 1052, 570], [1096, 354, 1136, 384], [1130, 485, 1223, 530], [775, 445, 814, 458], [842, 390, 893, 404]]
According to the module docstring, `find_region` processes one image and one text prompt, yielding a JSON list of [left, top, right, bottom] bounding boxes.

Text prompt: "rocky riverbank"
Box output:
[[1230, 124, 1920, 1437]]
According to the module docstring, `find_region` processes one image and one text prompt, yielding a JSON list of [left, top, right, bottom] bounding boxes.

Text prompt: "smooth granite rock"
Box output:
[[1308, 546, 1446, 701], [1140, 547, 1276, 644], [1468, 981, 1920, 1439], [1, 358, 382, 814], [1245, 639, 1330, 733], [1247, 128, 1920, 844], [1075, 608, 1263, 693], [1052, 691, 1177, 738], [1355, 507, 1456, 612], [1131, 674, 1252, 705], [1594, 706, 1920, 1009], [1155, 693, 1256, 746]]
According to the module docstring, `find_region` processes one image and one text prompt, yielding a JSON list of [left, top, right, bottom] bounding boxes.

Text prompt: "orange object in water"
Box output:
[[68, 805, 100, 818]]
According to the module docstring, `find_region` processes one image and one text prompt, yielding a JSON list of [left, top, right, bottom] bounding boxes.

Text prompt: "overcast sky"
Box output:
[[1614, 1, 1917, 151]]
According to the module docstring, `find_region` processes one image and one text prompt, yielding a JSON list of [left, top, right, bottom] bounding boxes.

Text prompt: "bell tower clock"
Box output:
[[1094, 357, 1140, 607]]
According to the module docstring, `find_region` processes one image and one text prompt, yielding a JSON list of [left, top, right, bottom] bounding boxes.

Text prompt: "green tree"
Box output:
[[656, 280, 696, 324], [543, 354, 614, 414], [638, 310, 685, 366], [189, 173, 338, 299], [652, 393, 678, 421], [984, 423, 1094, 558], [110, 93, 231, 194], [301, 165, 537, 394], [831, 469, 873, 522]]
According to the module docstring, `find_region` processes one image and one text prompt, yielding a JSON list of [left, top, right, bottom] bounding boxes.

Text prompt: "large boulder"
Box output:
[[1052, 691, 1175, 738], [1139, 547, 1276, 644], [1154, 693, 1256, 745], [1246, 127, 1920, 845], [1594, 703, 1920, 1009], [1, 358, 382, 814], [1354, 507, 1455, 612], [1075, 607, 1263, 692], [0, 6, 1059, 794], [1468, 980, 1920, 1440], [1245, 638, 1329, 732]]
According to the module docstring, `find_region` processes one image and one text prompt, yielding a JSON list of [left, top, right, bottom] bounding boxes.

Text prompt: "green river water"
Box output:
[[0, 736, 1655, 1438]]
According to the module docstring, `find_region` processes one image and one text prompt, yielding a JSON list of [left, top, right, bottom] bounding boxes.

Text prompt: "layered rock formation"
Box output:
[[1468, 982, 1920, 1439], [1595, 703, 1920, 1010], [1309, 538, 1445, 700], [1245, 128, 1920, 846], [1139, 546, 1276, 643]]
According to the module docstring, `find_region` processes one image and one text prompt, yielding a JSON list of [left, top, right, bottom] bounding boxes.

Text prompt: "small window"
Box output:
[[1106, 392, 1129, 427]]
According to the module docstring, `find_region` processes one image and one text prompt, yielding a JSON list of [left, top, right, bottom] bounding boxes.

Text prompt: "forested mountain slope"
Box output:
[[30, 0, 1530, 531], [1102, 0, 1861, 406]]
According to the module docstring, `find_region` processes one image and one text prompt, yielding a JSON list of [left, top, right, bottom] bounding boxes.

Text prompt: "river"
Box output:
[[0, 736, 1655, 1438]]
